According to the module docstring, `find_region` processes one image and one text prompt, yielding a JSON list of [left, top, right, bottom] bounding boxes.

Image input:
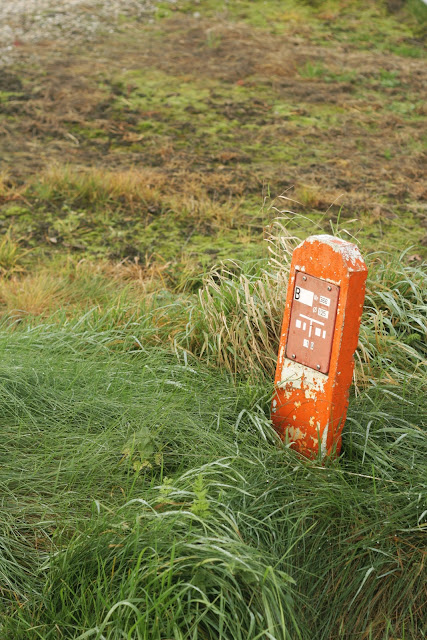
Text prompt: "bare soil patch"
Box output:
[[0, 11, 426, 264]]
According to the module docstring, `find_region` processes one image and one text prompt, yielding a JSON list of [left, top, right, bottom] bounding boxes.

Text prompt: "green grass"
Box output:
[[0, 230, 425, 638], [0, 0, 426, 636], [162, 0, 425, 54]]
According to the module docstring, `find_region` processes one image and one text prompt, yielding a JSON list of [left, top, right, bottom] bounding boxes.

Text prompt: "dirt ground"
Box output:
[[0, 2, 426, 271]]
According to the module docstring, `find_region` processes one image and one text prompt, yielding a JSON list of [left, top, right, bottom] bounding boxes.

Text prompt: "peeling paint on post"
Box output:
[[271, 234, 368, 458]]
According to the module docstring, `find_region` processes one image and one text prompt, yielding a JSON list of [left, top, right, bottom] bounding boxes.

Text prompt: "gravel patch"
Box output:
[[0, 0, 162, 68]]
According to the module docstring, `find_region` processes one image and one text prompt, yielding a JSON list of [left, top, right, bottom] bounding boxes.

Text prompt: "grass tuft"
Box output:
[[30, 165, 165, 213], [0, 231, 27, 277]]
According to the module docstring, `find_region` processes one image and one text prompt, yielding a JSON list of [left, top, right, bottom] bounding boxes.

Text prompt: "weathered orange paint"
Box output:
[[271, 235, 367, 458]]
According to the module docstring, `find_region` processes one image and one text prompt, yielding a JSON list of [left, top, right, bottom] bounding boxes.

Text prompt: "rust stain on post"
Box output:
[[271, 234, 368, 458]]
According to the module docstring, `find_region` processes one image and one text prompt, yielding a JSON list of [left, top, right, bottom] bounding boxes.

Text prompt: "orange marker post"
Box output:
[[271, 234, 367, 458]]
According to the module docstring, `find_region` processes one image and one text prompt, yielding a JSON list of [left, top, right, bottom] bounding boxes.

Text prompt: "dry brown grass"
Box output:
[[23, 165, 246, 226], [175, 221, 299, 374], [0, 172, 24, 204], [0, 256, 165, 318], [171, 217, 426, 390], [0, 272, 66, 316], [168, 190, 243, 229], [30, 165, 168, 211], [0, 230, 29, 277], [293, 183, 324, 209]]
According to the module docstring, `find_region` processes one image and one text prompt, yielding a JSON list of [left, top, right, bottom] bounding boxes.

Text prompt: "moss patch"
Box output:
[[0, 0, 425, 289]]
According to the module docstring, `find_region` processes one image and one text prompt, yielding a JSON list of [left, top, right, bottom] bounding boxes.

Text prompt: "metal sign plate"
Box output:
[[285, 272, 340, 374]]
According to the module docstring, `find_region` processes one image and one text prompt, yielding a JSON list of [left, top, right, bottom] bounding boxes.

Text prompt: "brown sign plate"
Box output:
[[285, 272, 340, 374]]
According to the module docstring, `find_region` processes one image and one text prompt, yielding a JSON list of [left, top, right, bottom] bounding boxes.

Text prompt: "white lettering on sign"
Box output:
[[294, 286, 314, 307], [300, 313, 324, 327], [319, 295, 330, 307], [286, 272, 342, 374]]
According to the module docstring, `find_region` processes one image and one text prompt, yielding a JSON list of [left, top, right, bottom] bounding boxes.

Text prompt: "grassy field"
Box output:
[[0, 0, 426, 638]]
